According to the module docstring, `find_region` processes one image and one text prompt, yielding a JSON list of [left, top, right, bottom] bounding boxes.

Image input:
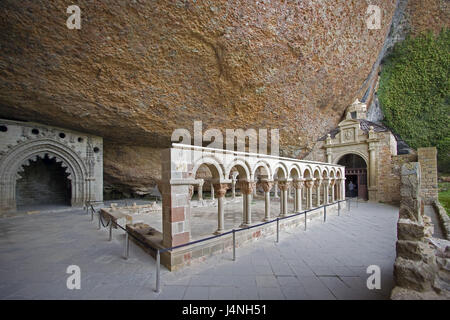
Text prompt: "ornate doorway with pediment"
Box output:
[[337, 154, 368, 200]]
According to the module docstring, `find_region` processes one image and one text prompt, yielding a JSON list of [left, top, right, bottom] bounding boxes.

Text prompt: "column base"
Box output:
[[239, 223, 251, 228], [263, 217, 271, 222], [213, 229, 225, 235]]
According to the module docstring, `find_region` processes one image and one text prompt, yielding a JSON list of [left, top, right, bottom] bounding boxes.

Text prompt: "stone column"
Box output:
[[239, 181, 254, 227], [278, 180, 289, 216], [293, 179, 304, 212], [210, 183, 215, 200], [314, 179, 322, 207], [261, 180, 274, 221], [214, 183, 228, 234], [197, 181, 203, 201], [323, 178, 330, 204], [273, 181, 279, 199], [231, 177, 236, 199], [288, 185, 293, 200], [330, 179, 336, 202], [305, 179, 314, 209], [340, 178, 346, 200]]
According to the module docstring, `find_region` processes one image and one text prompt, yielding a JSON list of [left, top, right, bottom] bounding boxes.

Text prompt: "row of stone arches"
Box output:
[[190, 156, 343, 183], [187, 157, 344, 238]]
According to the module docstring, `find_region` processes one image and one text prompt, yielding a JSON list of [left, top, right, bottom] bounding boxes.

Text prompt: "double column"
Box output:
[[214, 183, 229, 234], [314, 178, 322, 207], [278, 180, 289, 217], [305, 179, 314, 209], [260, 180, 274, 221], [322, 178, 330, 205], [293, 179, 304, 212], [330, 179, 336, 202], [239, 180, 255, 227]]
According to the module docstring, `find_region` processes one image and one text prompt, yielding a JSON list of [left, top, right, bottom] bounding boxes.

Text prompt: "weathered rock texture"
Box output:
[[0, 1, 446, 194], [391, 162, 450, 300]]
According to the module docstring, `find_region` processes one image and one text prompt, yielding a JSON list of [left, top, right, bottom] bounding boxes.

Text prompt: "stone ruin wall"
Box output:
[[391, 162, 449, 299], [418, 147, 439, 204]]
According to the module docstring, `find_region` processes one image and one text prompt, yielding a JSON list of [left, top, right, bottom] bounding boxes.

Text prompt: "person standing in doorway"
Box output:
[[348, 181, 355, 197]]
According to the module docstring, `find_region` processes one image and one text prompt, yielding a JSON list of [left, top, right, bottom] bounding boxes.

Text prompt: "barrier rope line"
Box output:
[[86, 198, 352, 294]]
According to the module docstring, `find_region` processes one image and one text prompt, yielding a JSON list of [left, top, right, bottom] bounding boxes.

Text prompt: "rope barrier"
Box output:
[[91, 198, 350, 293]]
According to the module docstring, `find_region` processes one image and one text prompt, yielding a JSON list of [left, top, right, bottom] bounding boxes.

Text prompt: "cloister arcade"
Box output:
[[160, 144, 345, 248]]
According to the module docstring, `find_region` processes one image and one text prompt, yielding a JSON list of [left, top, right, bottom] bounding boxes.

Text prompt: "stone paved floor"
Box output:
[[0, 201, 398, 300]]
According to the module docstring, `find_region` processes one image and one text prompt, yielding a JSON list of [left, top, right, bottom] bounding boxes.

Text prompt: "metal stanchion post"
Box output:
[[324, 205, 327, 222], [123, 232, 129, 259], [338, 201, 340, 216], [98, 212, 101, 230], [109, 219, 113, 241], [91, 207, 94, 221], [304, 211, 307, 230], [276, 218, 279, 243], [232, 229, 236, 261], [155, 249, 161, 293], [348, 198, 350, 212]]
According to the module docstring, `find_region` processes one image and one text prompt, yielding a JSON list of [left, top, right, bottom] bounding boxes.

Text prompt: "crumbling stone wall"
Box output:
[[391, 162, 450, 299], [418, 147, 438, 204], [388, 153, 418, 204]]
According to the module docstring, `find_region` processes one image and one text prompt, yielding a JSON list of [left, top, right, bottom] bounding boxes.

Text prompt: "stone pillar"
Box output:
[[273, 181, 279, 199], [278, 181, 289, 216], [231, 177, 236, 199], [239, 181, 254, 227], [305, 179, 314, 209], [340, 178, 345, 200], [323, 179, 330, 204], [197, 181, 203, 201], [210, 183, 215, 200], [214, 183, 228, 234], [367, 126, 378, 201], [261, 180, 274, 221], [314, 179, 322, 207], [293, 179, 304, 212], [160, 182, 191, 247], [330, 179, 336, 202], [288, 185, 293, 200]]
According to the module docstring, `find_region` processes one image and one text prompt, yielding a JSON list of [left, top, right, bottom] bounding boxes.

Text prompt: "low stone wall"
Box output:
[[433, 200, 450, 240], [128, 202, 344, 271], [391, 162, 450, 300]]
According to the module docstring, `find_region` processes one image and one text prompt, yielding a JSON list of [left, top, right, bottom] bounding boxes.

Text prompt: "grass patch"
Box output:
[[438, 182, 450, 216]]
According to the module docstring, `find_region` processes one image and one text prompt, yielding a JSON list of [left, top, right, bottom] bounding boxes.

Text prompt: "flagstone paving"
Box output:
[[0, 200, 398, 300]]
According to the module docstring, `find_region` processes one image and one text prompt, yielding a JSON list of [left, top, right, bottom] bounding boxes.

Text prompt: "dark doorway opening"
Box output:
[[16, 155, 72, 209], [338, 154, 368, 200]]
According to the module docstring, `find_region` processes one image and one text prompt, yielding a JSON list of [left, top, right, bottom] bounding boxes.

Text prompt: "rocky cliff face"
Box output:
[[0, 0, 417, 195]]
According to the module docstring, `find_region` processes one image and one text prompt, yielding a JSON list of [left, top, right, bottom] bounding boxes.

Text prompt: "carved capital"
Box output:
[[314, 179, 322, 188], [292, 180, 304, 189], [214, 183, 229, 198], [305, 179, 314, 188], [278, 180, 290, 191], [322, 178, 331, 187], [239, 181, 255, 195], [188, 185, 194, 198], [259, 180, 274, 193], [330, 179, 336, 186]]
